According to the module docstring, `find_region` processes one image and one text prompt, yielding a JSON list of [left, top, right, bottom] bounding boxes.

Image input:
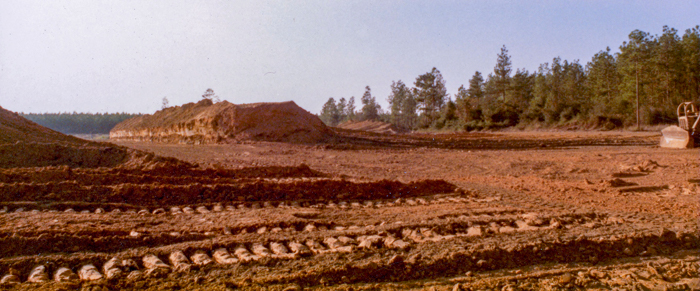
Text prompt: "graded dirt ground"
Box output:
[[1, 128, 698, 291]]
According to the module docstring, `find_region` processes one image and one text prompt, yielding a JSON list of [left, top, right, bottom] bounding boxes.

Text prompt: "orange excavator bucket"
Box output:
[[660, 102, 698, 149], [659, 125, 694, 148]]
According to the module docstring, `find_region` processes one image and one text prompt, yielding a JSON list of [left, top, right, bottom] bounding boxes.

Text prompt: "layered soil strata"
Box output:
[[110, 100, 333, 144]]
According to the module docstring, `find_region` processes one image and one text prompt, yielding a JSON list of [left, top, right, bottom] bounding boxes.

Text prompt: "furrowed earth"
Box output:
[[1, 105, 698, 290]]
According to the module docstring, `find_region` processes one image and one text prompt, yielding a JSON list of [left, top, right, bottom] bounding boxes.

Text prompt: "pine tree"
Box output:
[[494, 45, 513, 100], [161, 97, 169, 109], [680, 26, 700, 100], [467, 71, 485, 100], [387, 80, 416, 129], [586, 47, 622, 117], [201, 88, 221, 103], [508, 68, 534, 121], [337, 97, 348, 123], [319, 98, 340, 126], [360, 86, 380, 121], [347, 96, 357, 121], [618, 30, 654, 127], [413, 67, 447, 126], [454, 85, 472, 122]]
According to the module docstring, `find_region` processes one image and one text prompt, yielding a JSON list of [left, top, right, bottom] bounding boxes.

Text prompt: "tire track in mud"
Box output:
[[0, 193, 475, 215], [0, 165, 324, 185], [0, 193, 478, 257], [1, 205, 696, 287]]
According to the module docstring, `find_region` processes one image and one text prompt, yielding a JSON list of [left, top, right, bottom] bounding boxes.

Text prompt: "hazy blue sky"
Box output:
[[1, 0, 698, 114]]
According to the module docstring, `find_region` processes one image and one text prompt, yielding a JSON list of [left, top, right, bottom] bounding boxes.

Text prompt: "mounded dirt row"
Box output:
[[0, 179, 457, 206], [0, 218, 696, 289], [0, 165, 324, 185], [0, 193, 478, 214], [324, 129, 658, 150]]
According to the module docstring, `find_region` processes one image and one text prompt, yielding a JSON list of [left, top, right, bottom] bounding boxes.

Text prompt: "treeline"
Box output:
[[22, 113, 141, 134], [320, 25, 700, 130]]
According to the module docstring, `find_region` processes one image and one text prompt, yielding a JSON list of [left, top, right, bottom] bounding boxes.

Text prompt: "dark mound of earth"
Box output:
[[0, 105, 191, 169]]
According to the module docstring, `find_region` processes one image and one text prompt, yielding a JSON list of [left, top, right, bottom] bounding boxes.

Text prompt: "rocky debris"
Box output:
[[288, 241, 313, 256], [466, 226, 483, 236], [605, 178, 638, 187], [384, 236, 410, 250], [78, 264, 103, 281], [403, 228, 425, 242], [103, 257, 123, 279], [0, 274, 20, 284], [357, 235, 384, 249], [606, 216, 625, 224], [304, 224, 317, 232], [213, 248, 239, 264], [588, 269, 608, 280], [126, 270, 143, 281], [251, 243, 274, 257], [234, 245, 260, 262], [196, 206, 210, 214], [514, 220, 540, 231], [54, 267, 79, 282], [282, 283, 303, 291], [270, 242, 295, 258], [321, 237, 351, 252], [190, 250, 214, 266], [306, 239, 331, 254], [521, 212, 547, 226], [142, 254, 171, 276], [169, 251, 193, 272], [27, 265, 49, 283], [617, 160, 663, 174], [559, 272, 574, 284]]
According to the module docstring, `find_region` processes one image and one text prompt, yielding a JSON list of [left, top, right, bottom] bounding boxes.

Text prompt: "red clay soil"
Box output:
[[0, 105, 193, 169], [0, 105, 85, 144], [110, 99, 333, 144]]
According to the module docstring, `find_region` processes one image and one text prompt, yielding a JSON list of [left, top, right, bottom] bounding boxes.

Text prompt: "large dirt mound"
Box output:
[[0, 105, 192, 169], [337, 120, 400, 134], [0, 105, 83, 144], [111, 100, 333, 144]]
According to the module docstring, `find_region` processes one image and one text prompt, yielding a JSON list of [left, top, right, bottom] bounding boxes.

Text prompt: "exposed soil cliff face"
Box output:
[[110, 100, 333, 144]]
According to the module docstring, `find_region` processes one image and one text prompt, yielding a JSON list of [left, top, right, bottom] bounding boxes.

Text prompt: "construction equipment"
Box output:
[[660, 102, 700, 148]]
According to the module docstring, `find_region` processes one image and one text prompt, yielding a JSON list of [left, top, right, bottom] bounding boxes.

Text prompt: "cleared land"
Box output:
[[0, 127, 698, 290]]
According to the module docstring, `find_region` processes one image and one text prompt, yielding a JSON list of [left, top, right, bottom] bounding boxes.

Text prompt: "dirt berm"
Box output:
[[337, 120, 400, 134], [0, 105, 191, 170], [110, 99, 333, 144]]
